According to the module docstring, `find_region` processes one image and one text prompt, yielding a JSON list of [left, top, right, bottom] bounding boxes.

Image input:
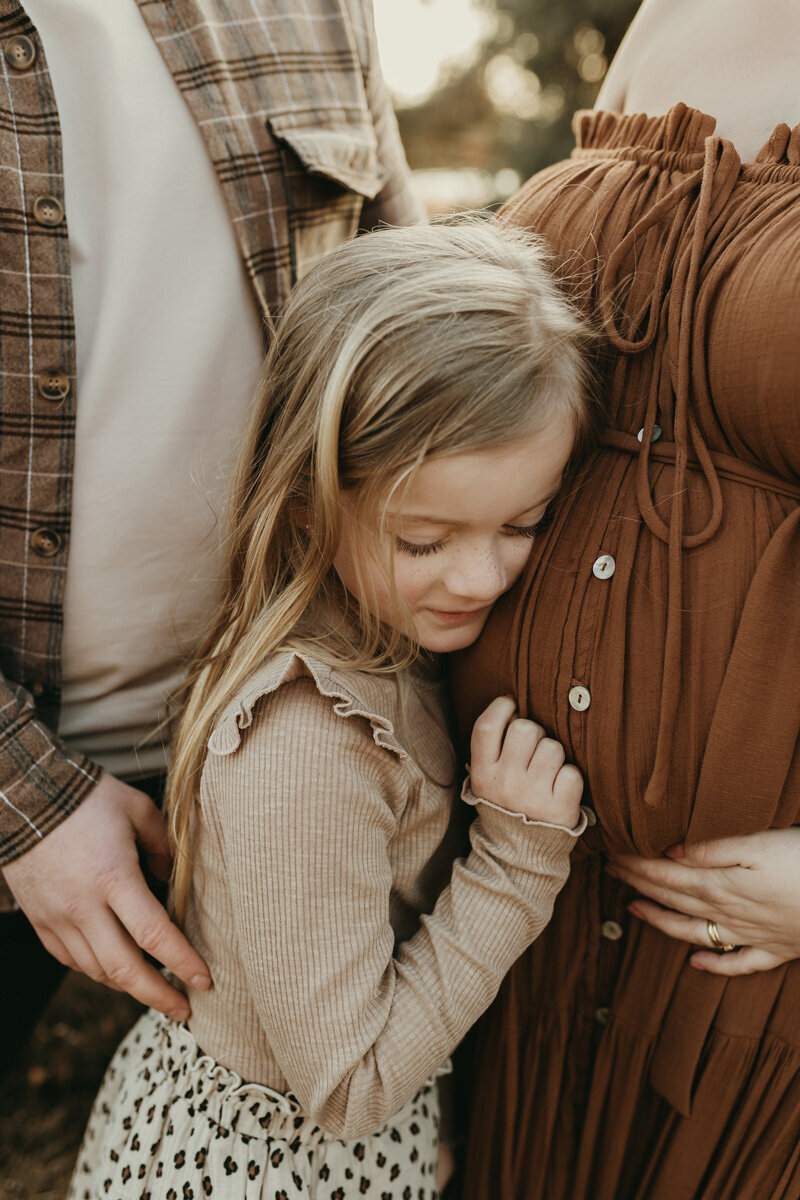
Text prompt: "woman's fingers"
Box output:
[[627, 898, 738, 949], [627, 899, 788, 976], [667, 833, 768, 870], [689, 946, 787, 976], [607, 859, 714, 917]]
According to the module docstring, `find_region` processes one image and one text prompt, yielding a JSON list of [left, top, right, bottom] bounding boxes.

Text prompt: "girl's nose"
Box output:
[[443, 544, 507, 602]]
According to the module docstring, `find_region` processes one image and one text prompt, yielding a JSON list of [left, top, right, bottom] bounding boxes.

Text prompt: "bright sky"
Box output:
[[373, 0, 494, 104]]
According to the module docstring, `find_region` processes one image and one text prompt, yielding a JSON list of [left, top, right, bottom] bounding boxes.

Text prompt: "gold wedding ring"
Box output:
[[706, 919, 736, 953]]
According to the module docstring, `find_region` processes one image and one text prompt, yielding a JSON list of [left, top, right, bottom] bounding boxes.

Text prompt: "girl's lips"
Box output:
[[428, 606, 488, 626]]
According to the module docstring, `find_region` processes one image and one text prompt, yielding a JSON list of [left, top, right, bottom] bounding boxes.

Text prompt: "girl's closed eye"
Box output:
[[504, 503, 555, 540], [395, 536, 447, 558], [395, 505, 555, 558]]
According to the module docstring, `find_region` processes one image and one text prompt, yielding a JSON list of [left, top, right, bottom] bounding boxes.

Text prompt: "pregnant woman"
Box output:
[[451, 1, 800, 1197]]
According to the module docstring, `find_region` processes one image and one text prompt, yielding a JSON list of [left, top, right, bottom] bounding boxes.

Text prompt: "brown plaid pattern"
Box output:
[[0, 0, 420, 864]]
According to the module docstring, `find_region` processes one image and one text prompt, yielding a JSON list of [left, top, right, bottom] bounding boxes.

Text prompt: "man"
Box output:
[[0, 0, 420, 1066]]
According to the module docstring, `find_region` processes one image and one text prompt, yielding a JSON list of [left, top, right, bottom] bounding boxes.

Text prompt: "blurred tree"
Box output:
[[397, 0, 641, 187]]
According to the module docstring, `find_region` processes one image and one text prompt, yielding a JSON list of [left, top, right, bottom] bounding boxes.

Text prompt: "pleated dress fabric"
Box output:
[[450, 104, 800, 1200]]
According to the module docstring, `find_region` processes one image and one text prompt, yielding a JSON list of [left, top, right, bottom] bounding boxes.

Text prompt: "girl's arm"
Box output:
[[205, 676, 582, 1139]]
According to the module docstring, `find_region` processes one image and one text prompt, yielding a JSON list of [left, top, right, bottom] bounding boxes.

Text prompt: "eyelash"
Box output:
[[395, 509, 554, 559]]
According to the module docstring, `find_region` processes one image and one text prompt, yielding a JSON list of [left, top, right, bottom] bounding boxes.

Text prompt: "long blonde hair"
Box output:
[[167, 216, 597, 920]]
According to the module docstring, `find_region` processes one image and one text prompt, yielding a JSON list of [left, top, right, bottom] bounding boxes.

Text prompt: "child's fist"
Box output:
[[469, 696, 583, 828]]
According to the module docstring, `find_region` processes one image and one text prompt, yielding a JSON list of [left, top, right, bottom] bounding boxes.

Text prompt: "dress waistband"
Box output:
[[603, 429, 800, 502]]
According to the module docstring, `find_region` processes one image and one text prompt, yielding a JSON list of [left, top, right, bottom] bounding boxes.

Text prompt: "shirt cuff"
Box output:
[[460, 774, 588, 838]]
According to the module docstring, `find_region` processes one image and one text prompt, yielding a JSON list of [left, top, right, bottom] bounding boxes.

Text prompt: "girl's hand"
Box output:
[[469, 696, 583, 828], [607, 828, 800, 975]]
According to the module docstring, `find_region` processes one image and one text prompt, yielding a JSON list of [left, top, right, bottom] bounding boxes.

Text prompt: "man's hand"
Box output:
[[2, 774, 211, 1017]]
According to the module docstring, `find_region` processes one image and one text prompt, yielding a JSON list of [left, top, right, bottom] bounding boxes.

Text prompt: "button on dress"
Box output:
[[451, 104, 800, 1200]]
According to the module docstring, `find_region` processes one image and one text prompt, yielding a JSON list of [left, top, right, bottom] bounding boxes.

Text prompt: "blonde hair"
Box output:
[[167, 216, 597, 921]]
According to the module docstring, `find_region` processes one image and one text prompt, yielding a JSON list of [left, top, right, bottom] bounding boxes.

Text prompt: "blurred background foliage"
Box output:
[[392, 0, 640, 210]]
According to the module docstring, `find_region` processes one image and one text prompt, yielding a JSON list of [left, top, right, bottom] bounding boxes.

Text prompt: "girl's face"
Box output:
[[333, 417, 576, 653]]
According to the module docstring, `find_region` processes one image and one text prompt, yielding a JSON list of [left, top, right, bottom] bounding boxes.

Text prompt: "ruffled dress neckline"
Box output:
[[573, 101, 800, 177]]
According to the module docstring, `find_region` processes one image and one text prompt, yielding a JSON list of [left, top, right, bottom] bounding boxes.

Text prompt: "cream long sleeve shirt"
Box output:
[[184, 652, 584, 1139]]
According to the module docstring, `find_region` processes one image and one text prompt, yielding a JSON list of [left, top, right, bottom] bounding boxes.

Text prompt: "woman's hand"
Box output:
[[470, 696, 583, 828], [607, 828, 800, 975]]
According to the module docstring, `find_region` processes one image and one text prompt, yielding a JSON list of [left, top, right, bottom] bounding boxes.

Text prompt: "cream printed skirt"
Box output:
[[68, 1008, 443, 1200]]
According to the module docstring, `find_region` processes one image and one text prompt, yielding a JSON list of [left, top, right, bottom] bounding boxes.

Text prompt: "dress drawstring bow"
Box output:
[[598, 137, 741, 807]]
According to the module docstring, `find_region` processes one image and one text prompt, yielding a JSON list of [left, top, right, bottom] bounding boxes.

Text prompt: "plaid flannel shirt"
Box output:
[[0, 0, 421, 865]]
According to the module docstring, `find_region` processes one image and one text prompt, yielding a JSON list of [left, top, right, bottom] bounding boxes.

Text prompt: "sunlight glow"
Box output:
[[373, 0, 495, 105]]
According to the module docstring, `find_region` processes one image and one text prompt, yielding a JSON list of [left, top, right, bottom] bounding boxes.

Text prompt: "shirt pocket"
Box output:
[[268, 112, 386, 282]]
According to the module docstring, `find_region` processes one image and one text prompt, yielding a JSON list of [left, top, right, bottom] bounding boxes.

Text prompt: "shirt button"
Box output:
[[568, 684, 591, 712], [30, 527, 62, 557], [4, 35, 36, 71], [32, 195, 64, 227], [37, 369, 71, 403], [583, 807, 598, 827], [601, 919, 624, 941], [31, 680, 47, 698], [592, 553, 616, 580], [595, 1006, 611, 1025], [637, 423, 662, 444]]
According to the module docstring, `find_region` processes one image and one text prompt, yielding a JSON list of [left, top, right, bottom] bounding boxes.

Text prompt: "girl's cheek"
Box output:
[[507, 541, 536, 584], [392, 557, 433, 607]]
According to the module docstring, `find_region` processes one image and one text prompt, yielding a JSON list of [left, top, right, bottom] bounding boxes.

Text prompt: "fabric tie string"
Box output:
[[598, 136, 741, 808]]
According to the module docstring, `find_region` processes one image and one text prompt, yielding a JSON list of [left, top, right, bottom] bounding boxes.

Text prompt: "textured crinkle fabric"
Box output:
[[451, 103, 800, 1200], [68, 1009, 444, 1200]]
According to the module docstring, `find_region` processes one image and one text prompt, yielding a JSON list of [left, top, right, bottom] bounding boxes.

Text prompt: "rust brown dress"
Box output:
[[450, 104, 800, 1200]]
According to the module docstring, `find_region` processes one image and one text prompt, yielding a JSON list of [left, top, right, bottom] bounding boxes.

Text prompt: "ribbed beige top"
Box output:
[[185, 652, 583, 1139]]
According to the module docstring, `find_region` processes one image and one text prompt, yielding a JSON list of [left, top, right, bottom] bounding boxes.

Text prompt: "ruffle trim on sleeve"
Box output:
[[207, 652, 410, 762], [460, 775, 588, 838]]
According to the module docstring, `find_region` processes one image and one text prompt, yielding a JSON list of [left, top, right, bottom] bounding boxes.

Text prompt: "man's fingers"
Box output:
[[689, 946, 785, 976], [105, 951, 191, 1018], [470, 696, 518, 765], [111, 880, 210, 991], [76, 907, 193, 1016], [59, 926, 114, 985], [129, 794, 172, 882], [35, 925, 80, 973]]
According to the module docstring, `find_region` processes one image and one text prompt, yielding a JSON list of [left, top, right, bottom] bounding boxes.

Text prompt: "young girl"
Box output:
[[69, 218, 595, 1200]]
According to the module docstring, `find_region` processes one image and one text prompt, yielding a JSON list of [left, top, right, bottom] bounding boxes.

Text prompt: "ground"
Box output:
[[0, 975, 142, 1200]]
